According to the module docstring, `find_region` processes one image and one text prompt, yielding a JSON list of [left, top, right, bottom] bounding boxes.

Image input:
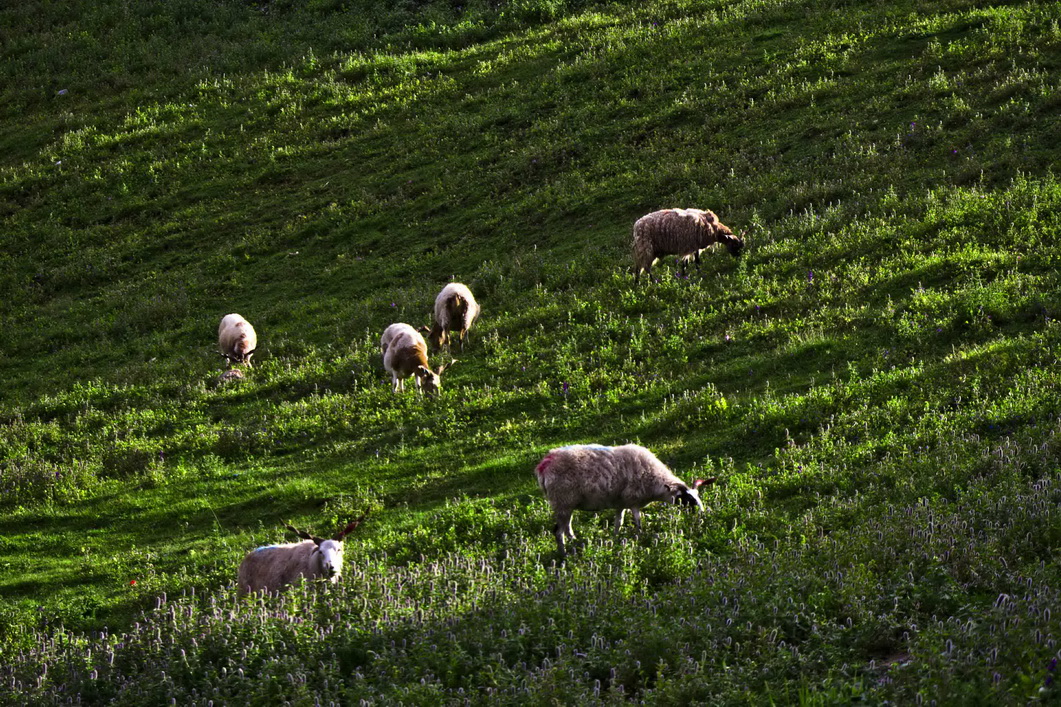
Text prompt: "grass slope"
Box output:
[[2, 0, 1061, 702]]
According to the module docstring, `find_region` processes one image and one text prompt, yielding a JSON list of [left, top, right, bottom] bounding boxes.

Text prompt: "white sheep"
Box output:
[[535, 443, 715, 554], [218, 313, 257, 368], [380, 322, 455, 396], [632, 208, 744, 283], [422, 282, 480, 352], [236, 516, 366, 595]]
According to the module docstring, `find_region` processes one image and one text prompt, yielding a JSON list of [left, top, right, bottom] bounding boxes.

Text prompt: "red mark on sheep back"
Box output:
[[536, 453, 557, 478]]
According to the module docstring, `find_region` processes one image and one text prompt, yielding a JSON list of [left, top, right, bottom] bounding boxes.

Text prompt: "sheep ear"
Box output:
[[437, 359, 457, 375], [245, 349, 256, 356], [284, 518, 311, 539], [284, 522, 319, 543], [419, 325, 431, 334], [693, 477, 717, 489], [334, 513, 369, 541]]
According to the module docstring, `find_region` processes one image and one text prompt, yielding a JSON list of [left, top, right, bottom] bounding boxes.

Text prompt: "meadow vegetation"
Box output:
[[2, 0, 1061, 702]]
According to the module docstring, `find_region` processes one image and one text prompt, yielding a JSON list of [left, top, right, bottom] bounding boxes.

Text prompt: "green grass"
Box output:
[[2, 0, 1061, 702]]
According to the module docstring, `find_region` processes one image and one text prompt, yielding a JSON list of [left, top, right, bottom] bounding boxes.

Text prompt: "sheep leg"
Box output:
[[392, 375, 402, 393], [553, 510, 574, 554], [635, 263, 651, 284], [631, 507, 642, 531], [613, 508, 625, 533]]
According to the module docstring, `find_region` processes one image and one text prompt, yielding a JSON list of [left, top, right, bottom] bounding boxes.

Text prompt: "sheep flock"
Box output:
[[211, 210, 740, 585]]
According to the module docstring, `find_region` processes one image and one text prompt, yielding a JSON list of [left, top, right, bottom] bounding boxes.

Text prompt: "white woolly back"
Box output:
[[381, 323, 422, 351], [219, 313, 248, 333], [435, 283, 479, 325], [219, 313, 257, 354]]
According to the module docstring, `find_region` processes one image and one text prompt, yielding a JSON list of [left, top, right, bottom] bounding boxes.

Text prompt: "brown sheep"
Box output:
[[632, 208, 744, 283], [381, 323, 456, 396]]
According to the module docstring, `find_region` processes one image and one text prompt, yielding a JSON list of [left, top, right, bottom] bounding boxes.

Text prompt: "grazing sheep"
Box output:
[[632, 208, 744, 283], [422, 282, 480, 352], [236, 516, 366, 595], [380, 323, 456, 396], [535, 443, 715, 555], [218, 313, 257, 368]]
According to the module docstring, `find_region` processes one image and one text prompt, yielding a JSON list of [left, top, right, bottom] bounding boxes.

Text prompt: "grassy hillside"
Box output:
[[2, 0, 1061, 702]]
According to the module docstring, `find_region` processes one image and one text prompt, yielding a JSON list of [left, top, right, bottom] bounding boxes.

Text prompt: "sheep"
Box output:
[[236, 516, 366, 595], [218, 313, 257, 368], [534, 443, 715, 555], [380, 323, 456, 396], [631, 208, 744, 283], [422, 282, 480, 352]]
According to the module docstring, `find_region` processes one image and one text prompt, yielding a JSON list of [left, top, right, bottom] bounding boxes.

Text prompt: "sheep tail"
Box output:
[[631, 228, 655, 273], [535, 453, 558, 489]]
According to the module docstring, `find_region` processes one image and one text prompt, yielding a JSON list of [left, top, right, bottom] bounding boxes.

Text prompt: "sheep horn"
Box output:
[[334, 513, 368, 541]]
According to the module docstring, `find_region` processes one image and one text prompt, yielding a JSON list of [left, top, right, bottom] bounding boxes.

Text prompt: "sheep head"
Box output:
[[316, 514, 368, 580], [313, 539, 345, 580], [718, 228, 744, 257], [422, 324, 446, 351], [220, 348, 256, 365], [415, 360, 456, 396], [283, 516, 366, 582], [669, 477, 717, 510]]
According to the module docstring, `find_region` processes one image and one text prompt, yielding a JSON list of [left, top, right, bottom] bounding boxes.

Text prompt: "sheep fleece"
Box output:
[[381, 323, 429, 378], [632, 208, 731, 271], [218, 313, 257, 362], [434, 283, 479, 333], [535, 444, 685, 510], [237, 540, 333, 594]]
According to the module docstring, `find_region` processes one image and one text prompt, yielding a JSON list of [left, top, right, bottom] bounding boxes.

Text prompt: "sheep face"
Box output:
[[314, 539, 344, 580], [414, 360, 456, 396], [231, 344, 256, 365], [424, 325, 447, 352], [415, 366, 442, 395], [672, 478, 715, 510], [671, 486, 705, 510], [722, 228, 745, 257]]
